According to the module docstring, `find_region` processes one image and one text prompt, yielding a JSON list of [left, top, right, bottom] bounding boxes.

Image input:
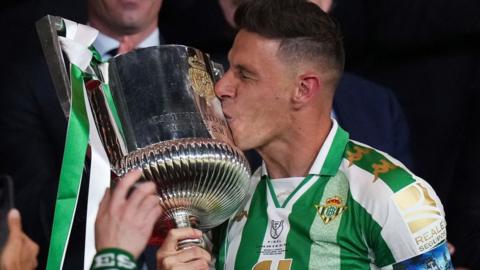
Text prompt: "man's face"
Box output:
[[215, 30, 295, 151], [88, 0, 163, 34]]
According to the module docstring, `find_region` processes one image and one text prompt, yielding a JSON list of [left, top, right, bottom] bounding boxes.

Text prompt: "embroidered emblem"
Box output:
[[346, 146, 371, 167], [270, 220, 284, 239], [233, 210, 248, 222], [315, 196, 347, 224], [188, 52, 215, 101], [372, 159, 397, 182]]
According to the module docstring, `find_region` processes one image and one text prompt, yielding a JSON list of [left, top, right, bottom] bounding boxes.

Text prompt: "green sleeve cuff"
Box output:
[[90, 248, 137, 270]]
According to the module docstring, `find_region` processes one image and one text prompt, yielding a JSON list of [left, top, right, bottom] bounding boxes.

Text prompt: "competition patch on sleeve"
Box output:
[[393, 182, 446, 252], [392, 242, 453, 270]]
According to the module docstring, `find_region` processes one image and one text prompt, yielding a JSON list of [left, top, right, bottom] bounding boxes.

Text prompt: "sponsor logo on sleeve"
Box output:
[[393, 182, 446, 252]]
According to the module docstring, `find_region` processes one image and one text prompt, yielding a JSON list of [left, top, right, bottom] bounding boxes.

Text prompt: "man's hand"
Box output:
[[95, 169, 162, 259], [0, 209, 39, 270], [156, 228, 211, 270]]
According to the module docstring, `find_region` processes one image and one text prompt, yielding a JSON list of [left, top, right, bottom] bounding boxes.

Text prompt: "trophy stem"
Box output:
[[170, 208, 205, 250]]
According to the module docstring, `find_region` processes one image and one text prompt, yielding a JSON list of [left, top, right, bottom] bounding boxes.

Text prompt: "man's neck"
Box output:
[[89, 20, 158, 49], [257, 116, 332, 179]]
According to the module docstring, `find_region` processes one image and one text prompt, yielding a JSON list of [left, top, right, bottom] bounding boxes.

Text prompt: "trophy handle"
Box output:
[[36, 15, 71, 118], [210, 61, 225, 83]]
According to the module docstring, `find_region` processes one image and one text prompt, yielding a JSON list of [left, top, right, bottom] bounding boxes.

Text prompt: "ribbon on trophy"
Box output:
[[46, 19, 125, 270]]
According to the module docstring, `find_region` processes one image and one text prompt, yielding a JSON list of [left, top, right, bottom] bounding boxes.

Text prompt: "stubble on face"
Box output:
[[221, 31, 296, 152]]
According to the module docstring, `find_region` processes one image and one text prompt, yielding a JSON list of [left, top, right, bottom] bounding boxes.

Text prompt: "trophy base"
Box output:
[[148, 207, 205, 250]]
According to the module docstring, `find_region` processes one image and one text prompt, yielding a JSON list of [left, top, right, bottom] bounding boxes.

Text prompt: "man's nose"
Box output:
[[214, 70, 236, 100]]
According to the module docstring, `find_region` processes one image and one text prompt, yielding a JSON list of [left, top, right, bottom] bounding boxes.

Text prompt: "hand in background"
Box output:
[[94, 169, 162, 259], [0, 209, 39, 270], [156, 228, 211, 270]]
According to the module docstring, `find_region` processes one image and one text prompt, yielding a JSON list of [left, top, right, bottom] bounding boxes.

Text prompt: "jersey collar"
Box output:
[[261, 119, 349, 178]]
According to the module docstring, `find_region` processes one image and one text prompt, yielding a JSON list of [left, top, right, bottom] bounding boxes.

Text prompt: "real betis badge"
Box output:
[[315, 196, 347, 224]]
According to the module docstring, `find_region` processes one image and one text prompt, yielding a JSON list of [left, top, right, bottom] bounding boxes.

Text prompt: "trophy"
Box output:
[[94, 45, 251, 247], [36, 15, 251, 251]]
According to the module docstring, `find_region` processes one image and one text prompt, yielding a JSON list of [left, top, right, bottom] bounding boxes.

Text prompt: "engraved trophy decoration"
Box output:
[[36, 15, 251, 254]]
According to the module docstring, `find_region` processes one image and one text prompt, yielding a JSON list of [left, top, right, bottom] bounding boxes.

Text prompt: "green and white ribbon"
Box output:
[[46, 19, 113, 270]]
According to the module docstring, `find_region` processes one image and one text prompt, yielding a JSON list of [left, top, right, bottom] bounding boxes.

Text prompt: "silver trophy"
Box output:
[[37, 16, 251, 248], [102, 46, 251, 247]]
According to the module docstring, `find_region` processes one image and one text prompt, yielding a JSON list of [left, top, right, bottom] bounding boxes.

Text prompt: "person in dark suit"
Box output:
[[331, 0, 480, 267], [0, 0, 165, 268]]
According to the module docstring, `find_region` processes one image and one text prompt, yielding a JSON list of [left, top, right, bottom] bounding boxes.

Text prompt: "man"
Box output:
[[88, 0, 164, 60], [217, 0, 413, 170], [156, 0, 451, 269], [0, 0, 163, 268]]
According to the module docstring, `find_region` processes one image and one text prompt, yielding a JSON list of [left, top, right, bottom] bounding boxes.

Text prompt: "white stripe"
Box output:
[[224, 169, 262, 269], [343, 159, 418, 261], [83, 84, 111, 269]]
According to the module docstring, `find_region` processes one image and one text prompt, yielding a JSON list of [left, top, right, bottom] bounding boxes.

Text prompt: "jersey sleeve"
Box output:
[[372, 179, 450, 268]]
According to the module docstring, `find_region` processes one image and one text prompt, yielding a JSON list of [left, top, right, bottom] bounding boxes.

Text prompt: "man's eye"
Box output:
[[239, 71, 249, 80]]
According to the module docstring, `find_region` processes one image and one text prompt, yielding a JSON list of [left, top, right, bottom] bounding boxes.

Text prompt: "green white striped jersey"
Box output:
[[215, 120, 448, 270]]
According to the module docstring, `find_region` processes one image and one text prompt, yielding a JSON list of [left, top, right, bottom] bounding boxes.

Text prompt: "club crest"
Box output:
[[270, 220, 284, 239], [315, 196, 347, 224]]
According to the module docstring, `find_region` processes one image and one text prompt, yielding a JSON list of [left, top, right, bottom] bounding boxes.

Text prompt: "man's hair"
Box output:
[[234, 0, 344, 85]]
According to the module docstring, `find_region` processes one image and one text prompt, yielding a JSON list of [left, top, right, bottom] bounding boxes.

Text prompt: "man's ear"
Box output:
[[292, 74, 321, 109]]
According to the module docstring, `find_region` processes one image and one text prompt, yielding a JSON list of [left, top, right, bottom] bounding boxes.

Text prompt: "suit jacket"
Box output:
[[0, 43, 90, 269]]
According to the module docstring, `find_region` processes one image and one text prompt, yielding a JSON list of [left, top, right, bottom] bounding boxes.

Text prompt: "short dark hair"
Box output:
[[234, 0, 344, 82]]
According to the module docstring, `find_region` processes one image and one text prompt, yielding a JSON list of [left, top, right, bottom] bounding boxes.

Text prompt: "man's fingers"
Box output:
[[110, 169, 143, 205], [143, 202, 163, 230], [159, 247, 211, 270], [7, 209, 22, 234], [123, 182, 157, 216], [159, 228, 203, 252], [176, 246, 211, 263]]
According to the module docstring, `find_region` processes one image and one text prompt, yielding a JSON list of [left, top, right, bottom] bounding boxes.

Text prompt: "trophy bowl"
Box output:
[[87, 45, 251, 247]]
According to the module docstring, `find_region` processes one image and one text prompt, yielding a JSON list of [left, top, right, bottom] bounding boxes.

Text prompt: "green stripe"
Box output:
[[345, 141, 415, 192], [337, 193, 395, 268], [285, 176, 328, 270], [320, 125, 349, 176], [309, 172, 350, 269], [214, 223, 229, 270], [46, 64, 89, 270], [234, 177, 269, 270]]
